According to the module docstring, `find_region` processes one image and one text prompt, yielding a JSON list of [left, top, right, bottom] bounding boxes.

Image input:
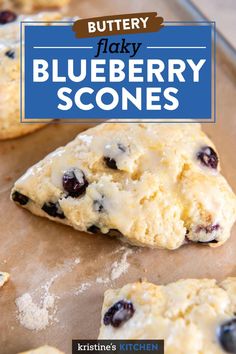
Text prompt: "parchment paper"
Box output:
[[0, 1, 236, 353]]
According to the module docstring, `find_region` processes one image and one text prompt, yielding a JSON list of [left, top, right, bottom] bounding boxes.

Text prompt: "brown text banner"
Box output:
[[72, 13, 164, 38]]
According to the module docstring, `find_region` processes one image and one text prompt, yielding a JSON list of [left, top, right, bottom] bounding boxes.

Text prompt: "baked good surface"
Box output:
[[18, 345, 64, 354], [0, 271, 9, 287], [11, 122, 236, 249], [0, 11, 65, 140], [0, 0, 70, 12], [99, 278, 236, 354]]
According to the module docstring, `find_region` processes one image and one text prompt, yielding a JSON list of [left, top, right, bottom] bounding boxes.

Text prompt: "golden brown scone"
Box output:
[[0, 0, 70, 11], [11, 122, 236, 249], [0, 12, 68, 140], [0, 122, 47, 141]]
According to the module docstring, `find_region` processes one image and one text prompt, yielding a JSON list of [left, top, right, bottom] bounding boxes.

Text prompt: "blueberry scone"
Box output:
[[11, 122, 236, 249], [99, 278, 236, 354], [0, 11, 66, 139], [0, 271, 9, 287], [18, 346, 64, 354], [0, 0, 70, 12]]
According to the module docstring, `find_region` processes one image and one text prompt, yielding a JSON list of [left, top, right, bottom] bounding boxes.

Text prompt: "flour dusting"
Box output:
[[75, 282, 91, 295], [77, 248, 133, 293], [96, 276, 110, 284], [15, 258, 81, 330], [110, 249, 133, 281], [15, 292, 56, 331]]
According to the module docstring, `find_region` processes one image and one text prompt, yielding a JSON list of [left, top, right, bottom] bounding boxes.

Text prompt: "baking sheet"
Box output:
[[190, 0, 236, 50], [1, 0, 236, 353]]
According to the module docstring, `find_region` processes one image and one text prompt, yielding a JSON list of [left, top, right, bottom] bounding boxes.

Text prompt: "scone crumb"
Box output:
[[0, 271, 10, 288]]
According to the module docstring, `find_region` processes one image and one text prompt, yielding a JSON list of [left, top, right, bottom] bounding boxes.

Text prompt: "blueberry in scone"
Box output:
[[12, 190, 29, 205], [103, 300, 135, 328], [218, 318, 236, 353], [62, 168, 89, 197], [0, 10, 17, 24], [99, 278, 236, 354], [0, 12, 68, 140], [42, 201, 65, 219], [11, 122, 236, 249]]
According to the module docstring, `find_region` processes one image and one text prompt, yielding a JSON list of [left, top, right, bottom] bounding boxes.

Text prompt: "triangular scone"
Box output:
[[18, 345, 64, 354], [0, 271, 10, 288], [11, 123, 236, 249]]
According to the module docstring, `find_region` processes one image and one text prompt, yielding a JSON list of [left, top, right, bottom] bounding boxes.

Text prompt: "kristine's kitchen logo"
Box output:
[[21, 12, 215, 122], [72, 340, 164, 354]]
